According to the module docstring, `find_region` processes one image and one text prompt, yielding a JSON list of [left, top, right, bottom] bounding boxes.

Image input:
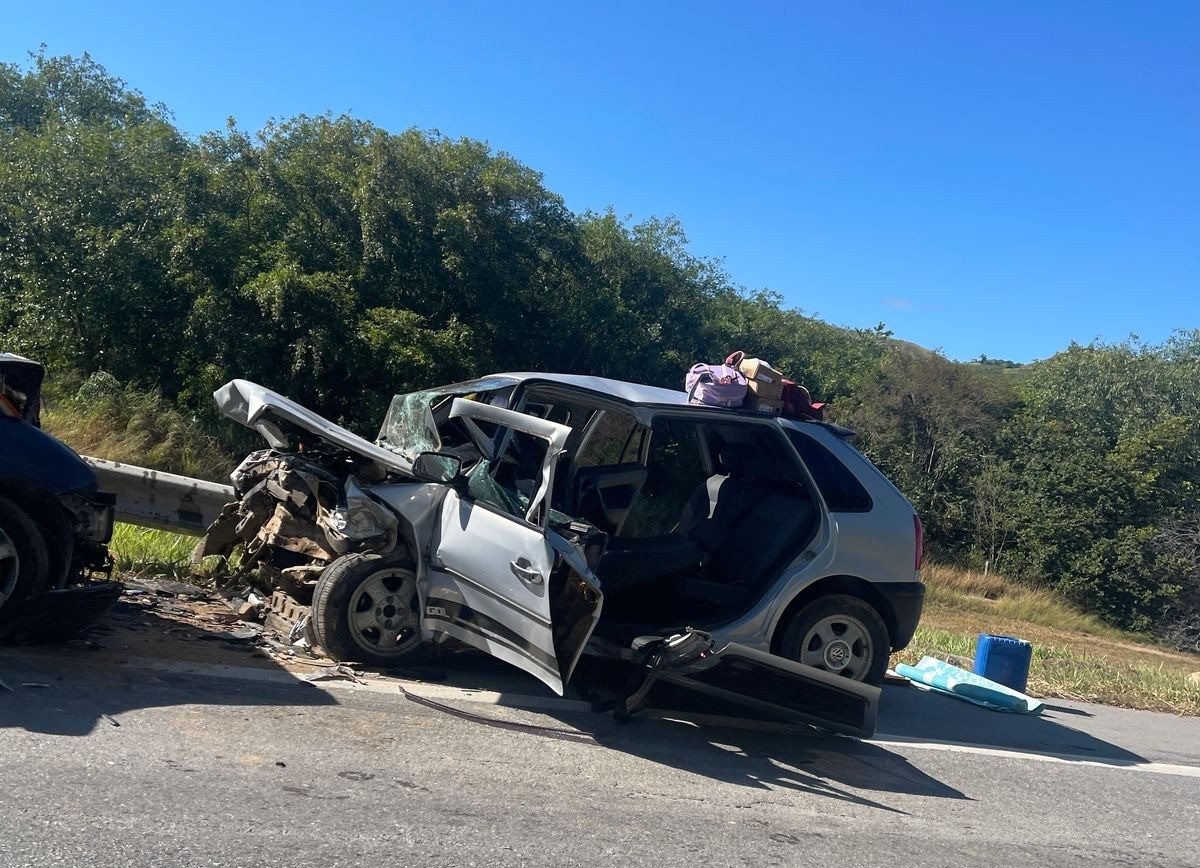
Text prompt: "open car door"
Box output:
[[423, 399, 603, 695], [620, 631, 881, 738]]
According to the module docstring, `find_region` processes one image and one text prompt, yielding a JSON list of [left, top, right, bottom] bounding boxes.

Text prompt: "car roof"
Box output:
[[0, 352, 44, 371], [494, 371, 858, 439], [492, 372, 691, 407]]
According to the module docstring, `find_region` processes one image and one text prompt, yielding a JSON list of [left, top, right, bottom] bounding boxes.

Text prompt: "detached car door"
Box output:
[[423, 399, 601, 695]]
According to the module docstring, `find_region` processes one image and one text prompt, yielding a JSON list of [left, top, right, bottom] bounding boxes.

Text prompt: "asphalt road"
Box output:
[[2, 645, 1198, 868]]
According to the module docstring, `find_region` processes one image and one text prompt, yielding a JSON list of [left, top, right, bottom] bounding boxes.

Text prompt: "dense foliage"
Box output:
[[2, 53, 1197, 645]]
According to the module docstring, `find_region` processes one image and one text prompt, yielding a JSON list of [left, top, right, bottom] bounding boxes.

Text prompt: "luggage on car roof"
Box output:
[[694, 350, 828, 421], [685, 361, 747, 408]]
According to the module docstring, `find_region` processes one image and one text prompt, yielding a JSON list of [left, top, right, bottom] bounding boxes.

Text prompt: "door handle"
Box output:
[[509, 560, 544, 585]]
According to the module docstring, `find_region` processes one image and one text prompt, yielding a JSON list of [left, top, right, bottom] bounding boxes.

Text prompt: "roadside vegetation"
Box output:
[[108, 523, 235, 582], [894, 564, 1200, 715], [42, 373, 236, 482], [109, 523, 201, 578]]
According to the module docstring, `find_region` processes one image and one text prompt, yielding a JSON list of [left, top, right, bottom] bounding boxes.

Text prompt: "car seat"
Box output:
[[596, 444, 818, 616]]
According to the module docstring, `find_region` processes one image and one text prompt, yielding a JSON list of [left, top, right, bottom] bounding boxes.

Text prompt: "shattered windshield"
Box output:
[[376, 376, 519, 459]]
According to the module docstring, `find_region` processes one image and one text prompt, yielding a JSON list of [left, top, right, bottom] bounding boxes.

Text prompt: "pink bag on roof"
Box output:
[[685, 362, 747, 408]]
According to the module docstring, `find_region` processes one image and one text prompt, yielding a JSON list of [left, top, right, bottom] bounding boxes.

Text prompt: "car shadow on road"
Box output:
[[411, 655, 968, 809], [0, 601, 337, 737], [585, 712, 968, 813], [875, 684, 1145, 763], [411, 654, 1166, 808]]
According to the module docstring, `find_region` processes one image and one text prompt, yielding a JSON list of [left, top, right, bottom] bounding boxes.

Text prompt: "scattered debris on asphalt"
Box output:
[[398, 684, 597, 744], [208, 627, 261, 642], [65, 638, 102, 651], [303, 664, 364, 684], [122, 577, 211, 598]]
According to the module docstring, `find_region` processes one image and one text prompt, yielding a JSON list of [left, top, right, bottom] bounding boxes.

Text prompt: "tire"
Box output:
[[777, 594, 891, 686], [310, 554, 423, 665], [0, 494, 52, 613], [29, 500, 73, 589]]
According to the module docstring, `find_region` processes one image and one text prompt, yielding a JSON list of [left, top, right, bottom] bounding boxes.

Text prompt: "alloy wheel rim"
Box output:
[[347, 569, 421, 657], [799, 613, 873, 680]]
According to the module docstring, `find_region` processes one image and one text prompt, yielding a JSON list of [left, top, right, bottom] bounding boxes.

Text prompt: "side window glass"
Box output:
[[467, 428, 551, 524], [523, 402, 572, 426], [575, 410, 642, 468], [785, 429, 873, 512], [621, 418, 706, 537], [619, 426, 645, 463]]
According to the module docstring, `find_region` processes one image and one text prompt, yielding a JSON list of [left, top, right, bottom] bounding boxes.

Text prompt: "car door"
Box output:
[[422, 398, 601, 695], [629, 637, 881, 738]]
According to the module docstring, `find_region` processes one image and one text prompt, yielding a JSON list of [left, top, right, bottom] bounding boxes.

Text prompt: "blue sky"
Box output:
[[4, 1, 1197, 362]]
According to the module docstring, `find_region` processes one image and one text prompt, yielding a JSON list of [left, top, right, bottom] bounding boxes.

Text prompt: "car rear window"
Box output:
[[785, 429, 873, 512]]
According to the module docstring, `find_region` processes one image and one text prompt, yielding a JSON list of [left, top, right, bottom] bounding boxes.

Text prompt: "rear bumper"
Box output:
[[877, 581, 925, 650]]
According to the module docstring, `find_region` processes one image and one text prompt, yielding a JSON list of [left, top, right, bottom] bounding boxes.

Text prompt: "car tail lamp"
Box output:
[[913, 514, 924, 571]]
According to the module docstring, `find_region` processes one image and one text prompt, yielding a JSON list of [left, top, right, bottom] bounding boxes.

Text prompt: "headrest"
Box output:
[[717, 443, 775, 480]]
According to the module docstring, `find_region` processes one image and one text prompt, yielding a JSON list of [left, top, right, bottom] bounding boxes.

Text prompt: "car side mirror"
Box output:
[[412, 451, 463, 485]]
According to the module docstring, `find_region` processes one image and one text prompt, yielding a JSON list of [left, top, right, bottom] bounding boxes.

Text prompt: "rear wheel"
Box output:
[[310, 554, 423, 665], [777, 594, 890, 685], [0, 494, 51, 613]]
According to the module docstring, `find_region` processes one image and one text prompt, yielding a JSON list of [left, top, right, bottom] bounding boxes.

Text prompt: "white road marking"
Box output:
[[113, 656, 1200, 778], [868, 735, 1200, 778]]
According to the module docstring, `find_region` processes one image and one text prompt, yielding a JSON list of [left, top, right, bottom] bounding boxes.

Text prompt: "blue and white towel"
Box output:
[[895, 656, 1044, 714]]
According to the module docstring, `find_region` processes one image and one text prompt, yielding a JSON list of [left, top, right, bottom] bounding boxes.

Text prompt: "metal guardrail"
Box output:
[[83, 457, 234, 536]]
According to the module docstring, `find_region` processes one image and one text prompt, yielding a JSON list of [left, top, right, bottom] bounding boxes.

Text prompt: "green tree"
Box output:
[[835, 348, 1017, 556], [998, 337, 1200, 630], [0, 51, 190, 391]]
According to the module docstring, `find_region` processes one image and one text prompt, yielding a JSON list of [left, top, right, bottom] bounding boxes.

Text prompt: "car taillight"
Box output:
[[913, 514, 924, 571]]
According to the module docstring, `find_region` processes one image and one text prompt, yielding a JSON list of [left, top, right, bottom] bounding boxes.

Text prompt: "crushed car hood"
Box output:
[[214, 380, 412, 473]]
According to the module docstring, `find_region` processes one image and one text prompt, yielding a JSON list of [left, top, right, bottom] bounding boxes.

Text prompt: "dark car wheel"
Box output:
[[311, 554, 423, 665], [0, 494, 51, 613], [777, 594, 891, 686]]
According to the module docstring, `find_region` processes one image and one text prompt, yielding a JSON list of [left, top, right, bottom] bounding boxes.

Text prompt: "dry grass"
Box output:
[[896, 564, 1200, 715], [919, 562, 1130, 639], [43, 373, 235, 482]]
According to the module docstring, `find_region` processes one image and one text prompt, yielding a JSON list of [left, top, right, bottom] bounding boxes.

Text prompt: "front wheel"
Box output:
[[310, 554, 424, 665], [0, 494, 51, 614], [777, 594, 891, 685]]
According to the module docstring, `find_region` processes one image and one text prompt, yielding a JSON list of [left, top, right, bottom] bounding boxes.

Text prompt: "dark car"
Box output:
[[0, 353, 116, 639]]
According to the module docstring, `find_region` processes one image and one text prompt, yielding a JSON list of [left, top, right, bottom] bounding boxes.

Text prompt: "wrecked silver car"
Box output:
[[198, 374, 920, 737]]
